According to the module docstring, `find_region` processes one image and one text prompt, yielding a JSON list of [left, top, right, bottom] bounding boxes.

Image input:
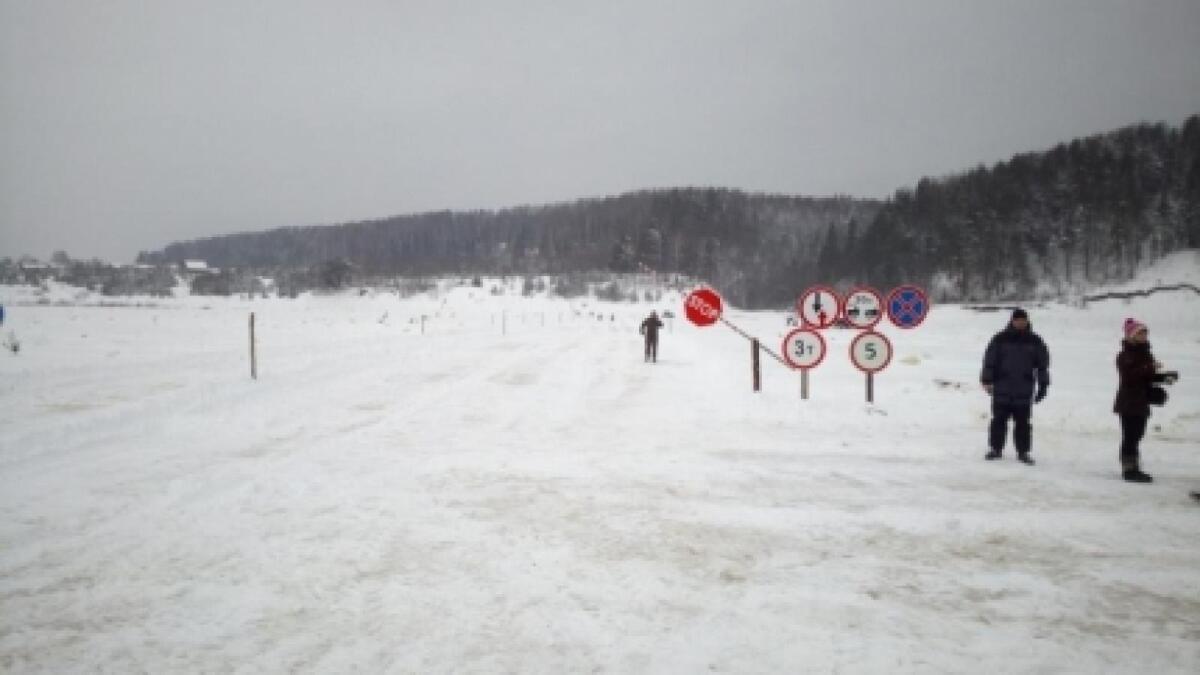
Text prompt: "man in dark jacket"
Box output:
[[640, 311, 664, 363], [980, 308, 1050, 464]]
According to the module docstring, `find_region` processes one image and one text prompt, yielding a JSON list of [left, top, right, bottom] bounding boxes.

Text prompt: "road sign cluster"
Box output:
[[684, 284, 931, 402], [787, 284, 929, 373]]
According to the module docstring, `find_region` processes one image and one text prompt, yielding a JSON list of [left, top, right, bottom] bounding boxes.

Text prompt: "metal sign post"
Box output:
[[850, 330, 893, 403], [782, 328, 826, 401]]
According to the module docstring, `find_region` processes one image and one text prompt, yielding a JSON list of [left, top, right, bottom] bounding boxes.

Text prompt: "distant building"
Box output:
[[255, 277, 276, 292], [183, 260, 218, 274], [18, 261, 54, 284]]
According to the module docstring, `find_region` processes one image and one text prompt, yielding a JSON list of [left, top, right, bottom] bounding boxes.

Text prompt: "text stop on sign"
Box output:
[[684, 288, 723, 327]]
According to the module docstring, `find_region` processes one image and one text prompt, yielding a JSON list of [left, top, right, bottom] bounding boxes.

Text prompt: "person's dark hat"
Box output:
[[1011, 308, 1029, 321]]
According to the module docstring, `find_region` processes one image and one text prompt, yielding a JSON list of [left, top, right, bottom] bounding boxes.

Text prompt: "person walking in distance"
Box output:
[[640, 310, 664, 363], [980, 308, 1050, 464], [1113, 318, 1174, 483]]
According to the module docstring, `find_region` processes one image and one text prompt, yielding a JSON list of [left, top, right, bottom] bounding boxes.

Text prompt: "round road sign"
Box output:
[[684, 288, 723, 327], [842, 287, 884, 329], [782, 328, 827, 370], [797, 286, 841, 329], [850, 330, 893, 373], [886, 285, 930, 329]]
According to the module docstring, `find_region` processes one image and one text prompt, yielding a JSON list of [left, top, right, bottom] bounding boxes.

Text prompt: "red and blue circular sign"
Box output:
[[885, 285, 930, 329]]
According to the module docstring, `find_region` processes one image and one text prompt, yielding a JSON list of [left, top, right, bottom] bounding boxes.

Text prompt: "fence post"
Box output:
[[752, 338, 761, 392], [249, 312, 257, 380]]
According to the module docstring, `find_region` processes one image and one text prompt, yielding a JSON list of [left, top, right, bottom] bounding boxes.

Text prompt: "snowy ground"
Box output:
[[2, 255, 1200, 673]]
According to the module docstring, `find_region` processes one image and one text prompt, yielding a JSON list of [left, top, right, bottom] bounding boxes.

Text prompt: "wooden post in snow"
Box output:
[[249, 312, 257, 380], [752, 338, 761, 392]]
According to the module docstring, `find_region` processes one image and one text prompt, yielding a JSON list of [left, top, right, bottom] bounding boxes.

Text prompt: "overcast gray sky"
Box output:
[[2, 0, 1198, 262]]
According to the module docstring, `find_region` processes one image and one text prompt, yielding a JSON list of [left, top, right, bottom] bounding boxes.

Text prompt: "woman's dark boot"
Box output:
[[1123, 467, 1153, 483]]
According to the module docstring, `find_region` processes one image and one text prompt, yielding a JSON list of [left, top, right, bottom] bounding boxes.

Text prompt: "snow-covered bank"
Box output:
[[1, 269, 1198, 672]]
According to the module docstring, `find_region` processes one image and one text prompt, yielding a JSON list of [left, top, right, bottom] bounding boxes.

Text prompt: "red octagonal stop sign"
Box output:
[[684, 288, 723, 327]]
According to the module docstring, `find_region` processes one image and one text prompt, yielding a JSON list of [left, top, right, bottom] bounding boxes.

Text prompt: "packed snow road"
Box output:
[[1, 283, 1199, 672]]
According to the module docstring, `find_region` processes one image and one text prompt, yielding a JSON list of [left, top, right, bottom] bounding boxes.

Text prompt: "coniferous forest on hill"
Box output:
[[845, 116, 1200, 300], [138, 115, 1200, 307]]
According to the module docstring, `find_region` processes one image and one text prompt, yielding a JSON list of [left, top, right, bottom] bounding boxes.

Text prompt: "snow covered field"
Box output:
[[2, 255, 1199, 673]]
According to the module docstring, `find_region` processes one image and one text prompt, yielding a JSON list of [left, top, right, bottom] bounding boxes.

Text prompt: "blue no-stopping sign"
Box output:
[[886, 285, 930, 329]]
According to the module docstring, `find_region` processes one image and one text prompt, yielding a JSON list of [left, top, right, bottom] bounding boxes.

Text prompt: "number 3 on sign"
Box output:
[[782, 328, 826, 370]]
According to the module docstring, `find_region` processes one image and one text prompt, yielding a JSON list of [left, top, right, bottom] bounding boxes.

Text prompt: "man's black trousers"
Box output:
[[989, 400, 1032, 454]]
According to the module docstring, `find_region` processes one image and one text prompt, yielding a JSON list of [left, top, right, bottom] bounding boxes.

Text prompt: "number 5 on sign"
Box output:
[[850, 330, 893, 403]]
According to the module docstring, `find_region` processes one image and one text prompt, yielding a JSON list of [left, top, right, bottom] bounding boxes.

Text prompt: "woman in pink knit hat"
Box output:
[[1113, 318, 1163, 482]]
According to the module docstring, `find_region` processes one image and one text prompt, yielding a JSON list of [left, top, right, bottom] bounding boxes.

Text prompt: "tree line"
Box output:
[[139, 115, 1200, 307], [139, 189, 879, 307], [832, 115, 1200, 300]]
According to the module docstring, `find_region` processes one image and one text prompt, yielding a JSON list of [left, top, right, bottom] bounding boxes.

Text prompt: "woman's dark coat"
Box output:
[[1114, 340, 1157, 417]]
